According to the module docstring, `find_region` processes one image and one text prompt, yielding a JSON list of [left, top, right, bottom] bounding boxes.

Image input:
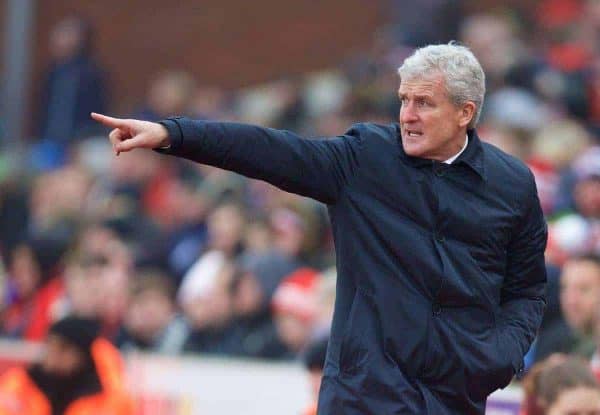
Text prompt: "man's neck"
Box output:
[[443, 134, 469, 164]]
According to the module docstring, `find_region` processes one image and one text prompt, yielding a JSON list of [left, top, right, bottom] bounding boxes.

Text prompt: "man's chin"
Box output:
[[402, 142, 427, 159]]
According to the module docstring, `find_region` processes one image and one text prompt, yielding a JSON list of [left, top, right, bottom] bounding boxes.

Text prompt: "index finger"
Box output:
[[91, 112, 128, 129]]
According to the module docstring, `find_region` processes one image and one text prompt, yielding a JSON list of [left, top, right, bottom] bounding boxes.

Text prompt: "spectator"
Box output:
[[389, 0, 463, 47], [522, 354, 599, 415], [219, 255, 295, 359], [28, 165, 92, 235], [0, 316, 133, 415], [181, 260, 236, 353], [572, 147, 600, 220], [537, 356, 599, 407], [177, 202, 246, 305], [228, 207, 308, 309], [133, 164, 210, 280], [271, 268, 320, 356], [528, 119, 591, 216], [269, 207, 308, 261], [522, 354, 566, 415], [243, 218, 273, 255], [536, 255, 600, 362], [61, 251, 109, 320], [1, 234, 70, 341], [460, 13, 528, 90], [85, 150, 165, 266], [547, 385, 600, 414], [548, 148, 600, 264], [134, 71, 196, 121], [188, 85, 232, 121], [118, 270, 189, 354], [36, 16, 108, 146], [76, 225, 132, 340]]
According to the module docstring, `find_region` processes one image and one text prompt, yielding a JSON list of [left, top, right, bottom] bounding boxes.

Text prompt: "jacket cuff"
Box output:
[[156, 117, 185, 153]]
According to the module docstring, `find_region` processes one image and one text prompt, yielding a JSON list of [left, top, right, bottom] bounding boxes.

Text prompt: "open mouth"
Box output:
[[406, 130, 423, 137]]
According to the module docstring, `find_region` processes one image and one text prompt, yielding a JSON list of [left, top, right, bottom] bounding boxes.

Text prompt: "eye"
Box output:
[[416, 98, 427, 107]]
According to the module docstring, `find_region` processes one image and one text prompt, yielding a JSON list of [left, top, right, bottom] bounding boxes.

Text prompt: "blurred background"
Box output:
[[1, 0, 600, 414]]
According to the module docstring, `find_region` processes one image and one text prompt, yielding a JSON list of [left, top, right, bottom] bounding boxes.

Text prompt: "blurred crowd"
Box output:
[[2, 0, 600, 412]]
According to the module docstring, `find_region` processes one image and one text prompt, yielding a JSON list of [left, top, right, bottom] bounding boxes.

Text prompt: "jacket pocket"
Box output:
[[464, 328, 515, 402], [496, 325, 523, 379], [338, 289, 369, 375]]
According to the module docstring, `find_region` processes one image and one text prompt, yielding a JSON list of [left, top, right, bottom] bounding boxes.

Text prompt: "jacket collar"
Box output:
[[456, 129, 486, 180], [395, 124, 486, 180]]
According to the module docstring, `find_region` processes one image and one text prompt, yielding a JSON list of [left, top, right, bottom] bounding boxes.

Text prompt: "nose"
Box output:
[[400, 101, 419, 124]]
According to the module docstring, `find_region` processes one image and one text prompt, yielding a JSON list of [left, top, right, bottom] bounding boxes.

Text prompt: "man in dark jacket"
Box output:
[[38, 16, 108, 145], [91, 43, 547, 414]]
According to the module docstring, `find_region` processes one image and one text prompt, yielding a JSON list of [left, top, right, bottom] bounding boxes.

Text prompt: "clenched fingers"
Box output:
[[115, 134, 148, 153], [110, 128, 134, 155]]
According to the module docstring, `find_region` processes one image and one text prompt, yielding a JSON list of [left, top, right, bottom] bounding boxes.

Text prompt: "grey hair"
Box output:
[[398, 43, 486, 129]]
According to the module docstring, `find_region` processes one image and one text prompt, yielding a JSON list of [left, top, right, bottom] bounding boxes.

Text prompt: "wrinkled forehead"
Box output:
[[398, 72, 447, 97]]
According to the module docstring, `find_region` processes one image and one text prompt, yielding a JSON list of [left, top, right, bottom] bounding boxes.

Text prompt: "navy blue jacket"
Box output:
[[158, 119, 547, 414], [38, 55, 108, 143]]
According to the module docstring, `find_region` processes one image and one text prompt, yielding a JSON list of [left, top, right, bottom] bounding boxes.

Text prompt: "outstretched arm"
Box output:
[[91, 113, 363, 204]]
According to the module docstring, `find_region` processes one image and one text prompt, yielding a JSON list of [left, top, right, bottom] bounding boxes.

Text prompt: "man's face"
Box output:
[[560, 260, 600, 334], [125, 289, 173, 341], [40, 334, 86, 377], [275, 314, 312, 353], [547, 387, 600, 415], [49, 19, 84, 61], [398, 73, 472, 161], [208, 205, 245, 253], [233, 273, 265, 316], [574, 178, 600, 219]]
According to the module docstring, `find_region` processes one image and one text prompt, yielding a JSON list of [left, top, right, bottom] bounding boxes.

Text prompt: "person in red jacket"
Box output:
[[0, 316, 134, 415]]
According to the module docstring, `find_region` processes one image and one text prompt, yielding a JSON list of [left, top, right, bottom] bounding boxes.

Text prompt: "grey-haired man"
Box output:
[[92, 43, 547, 414]]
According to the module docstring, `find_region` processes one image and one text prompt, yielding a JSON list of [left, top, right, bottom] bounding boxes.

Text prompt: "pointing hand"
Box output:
[[90, 112, 170, 155]]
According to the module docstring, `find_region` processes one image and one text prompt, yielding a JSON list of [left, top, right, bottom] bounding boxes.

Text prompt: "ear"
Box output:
[[458, 102, 476, 129]]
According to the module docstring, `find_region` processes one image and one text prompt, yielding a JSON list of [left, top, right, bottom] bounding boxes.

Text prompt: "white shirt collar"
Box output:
[[443, 135, 469, 165]]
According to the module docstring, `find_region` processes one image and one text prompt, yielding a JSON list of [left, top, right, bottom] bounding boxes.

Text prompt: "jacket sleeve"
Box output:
[[499, 170, 548, 376], [155, 117, 363, 204]]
